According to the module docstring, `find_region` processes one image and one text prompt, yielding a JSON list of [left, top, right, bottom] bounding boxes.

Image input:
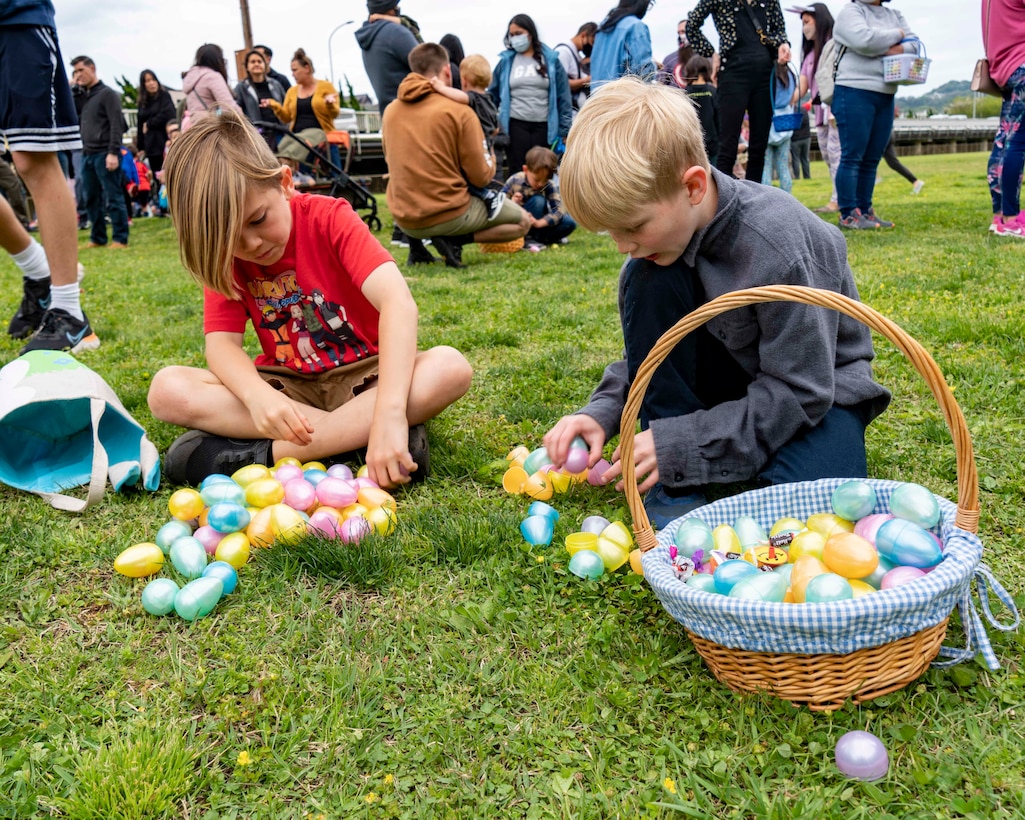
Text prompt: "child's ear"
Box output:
[[280, 165, 296, 199], [681, 165, 709, 205], [522, 165, 529, 175]]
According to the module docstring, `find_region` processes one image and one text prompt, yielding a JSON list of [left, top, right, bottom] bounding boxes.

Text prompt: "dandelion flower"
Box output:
[[664, 777, 677, 794], [384, 774, 394, 785], [365, 792, 379, 804], [237, 751, 252, 766]]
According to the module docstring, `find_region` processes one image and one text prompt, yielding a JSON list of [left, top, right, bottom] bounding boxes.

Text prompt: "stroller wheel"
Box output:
[[367, 216, 382, 232]]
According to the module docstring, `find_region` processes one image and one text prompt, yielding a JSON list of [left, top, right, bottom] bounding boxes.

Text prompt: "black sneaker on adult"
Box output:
[[406, 237, 438, 265], [20, 308, 100, 354], [163, 429, 273, 486], [391, 226, 410, 248], [431, 236, 466, 269], [8, 276, 50, 339]]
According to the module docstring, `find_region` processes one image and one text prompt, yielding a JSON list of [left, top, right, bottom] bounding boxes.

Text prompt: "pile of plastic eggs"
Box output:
[[669, 480, 944, 603], [502, 439, 609, 500], [113, 458, 398, 620]]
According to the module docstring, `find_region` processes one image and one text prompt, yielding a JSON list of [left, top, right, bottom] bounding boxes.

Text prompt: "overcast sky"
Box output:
[[56, 1, 977, 106]]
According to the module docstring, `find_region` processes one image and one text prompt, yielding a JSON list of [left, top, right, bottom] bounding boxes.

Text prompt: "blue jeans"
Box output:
[[831, 85, 894, 218], [523, 193, 576, 245], [80, 152, 130, 245]]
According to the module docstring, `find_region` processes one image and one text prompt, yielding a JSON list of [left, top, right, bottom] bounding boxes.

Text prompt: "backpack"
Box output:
[[814, 39, 847, 106]]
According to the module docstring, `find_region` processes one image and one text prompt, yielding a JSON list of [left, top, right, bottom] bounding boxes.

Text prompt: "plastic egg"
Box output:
[[231, 463, 272, 487], [804, 572, 854, 603], [215, 532, 251, 568], [506, 445, 530, 466], [200, 481, 246, 508], [341, 502, 370, 520], [713, 559, 759, 595], [273, 456, 302, 468], [580, 515, 610, 535], [806, 513, 855, 539], [206, 502, 251, 534], [273, 463, 304, 484], [790, 555, 827, 603], [788, 529, 826, 562], [522, 471, 553, 501], [673, 524, 714, 563], [174, 576, 223, 621], [890, 482, 940, 529], [854, 513, 893, 544], [565, 532, 598, 556], [316, 477, 358, 509], [357, 486, 397, 513], [564, 438, 590, 474], [168, 488, 204, 522], [729, 571, 787, 602], [831, 480, 877, 521], [302, 460, 327, 472], [326, 463, 354, 480], [595, 536, 630, 571], [169, 536, 208, 579], [712, 524, 741, 554], [600, 521, 634, 551], [835, 731, 889, 781], [193, 525, 223, 555], [528, 501, 560, 523], [686, 573, 717, 593], [155, 519, 193, 554], [628, 548, 644, 575], [522, 446, 552, 477], [366, 505, 396, 536], [770, 517, 805, 537], [308, 508, 343, 537], [520, 515, 554, 546], [587, 458, 612, 486], [339, 516, 372, 544], [200, 473, 234, 490], [881, 565, 926, 589], [568, 549, 605, 580], [875, 518, 943, 569], [848, 579, 876, 597], [733, 515, 768, 547], [502, 465, 528, 494], [245, 477, 285, 508], [355, 464, 370, 479], [547, 470, 573, 494], [822, 532, 879, 579], [141, 578, 180, 615], [114, 542, 164, 578], [202, 560, 239, 596], [283, 478, 317, 512], [303, 468, 328, 487], [248, 503, 308, 547], [858, 554, 895, 589]]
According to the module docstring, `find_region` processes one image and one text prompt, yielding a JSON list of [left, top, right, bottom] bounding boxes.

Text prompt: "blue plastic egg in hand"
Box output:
[[831, 480, 877, 522]]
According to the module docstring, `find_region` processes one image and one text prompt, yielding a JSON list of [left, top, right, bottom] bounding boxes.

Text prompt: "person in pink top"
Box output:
[[181, 43, 241, 131], [984, 0, 1025, 237]]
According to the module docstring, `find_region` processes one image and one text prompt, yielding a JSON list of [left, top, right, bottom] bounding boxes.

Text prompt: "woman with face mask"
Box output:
[[488, 14, 573, 176], [590, 0, 658, 86], [831, 0, 917, 230]]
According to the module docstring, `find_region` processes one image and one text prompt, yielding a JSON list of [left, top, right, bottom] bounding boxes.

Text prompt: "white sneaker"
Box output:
[[911, 180, 925, 195]]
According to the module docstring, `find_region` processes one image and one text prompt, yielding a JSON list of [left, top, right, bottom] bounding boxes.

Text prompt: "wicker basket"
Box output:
[[479, 237, 525, 254], [621, 285, 981, 710]]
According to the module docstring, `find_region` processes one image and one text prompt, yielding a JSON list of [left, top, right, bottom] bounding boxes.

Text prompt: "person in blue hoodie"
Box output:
[[590, 0, 657, 86], [488, 14, 572, 178]]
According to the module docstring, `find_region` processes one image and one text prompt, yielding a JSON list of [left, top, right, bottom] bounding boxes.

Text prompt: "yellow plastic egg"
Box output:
[[522, 471, 553, 501], [273, 456, 302, 469], [168, 488, 204, 522], [565, 532, 598, 556], [629, 548, 644, 576], [366, 505, 397, 536], [806, 513, 855, 539], [247, 503, 307, 547], [600, 521, 634, 551], [245, 477, 285, 508], [712, 524, 742, 554], [215, 532, 251, 569], [231, 463, 273, 487], [302, 461, 327, 473], [356, 464, 370, 478], [770, 517, 805, 537], [848, 579, 876, 598], [357, 486, 397, 514], [595, 536, 630, 571], [113, 542, 164, 578], [502, 465, 528, 494], [790, 555, 827, 603], [788, 529, 826, 562], [547, 470, 573, 494], [506, 445, 529, 466], [341, 502, 370, 520]]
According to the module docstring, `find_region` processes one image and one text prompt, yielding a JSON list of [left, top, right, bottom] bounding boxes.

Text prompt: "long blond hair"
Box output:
[[561, 77, 709, 233], [163, 108, 283, 298]]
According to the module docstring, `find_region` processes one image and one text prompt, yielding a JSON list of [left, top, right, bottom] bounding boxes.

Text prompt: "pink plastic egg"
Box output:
[[854, 513, 894, 544], [193, 525, 224, 555], [283, 478, 317, 511], [881, 565, 926, 589], [353, 476, 379, 491], [273, 463, 304, 484], [316, 477, 359, 509], [564, 446, 589, 474], [340, 516, 372, 544], [309, 508, 343, 537], [587, 458, 612, 486]]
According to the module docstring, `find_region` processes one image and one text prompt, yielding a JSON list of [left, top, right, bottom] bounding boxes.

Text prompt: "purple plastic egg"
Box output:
[[564, 446, 590, 474], [309, 509, 343, 538], [586, 458, 612, 486], [315, 477, 358, 509], [835, 730, 889, 781], [881, 565, 926, 589], [193, 525, 224, 555], [283, 478, 317, 511], [354, 476, 379, 491], [326, 463, 354, 481], [854, 513, 893, 544], [339, 516, 371, 544], [580, 515, 610, 535]]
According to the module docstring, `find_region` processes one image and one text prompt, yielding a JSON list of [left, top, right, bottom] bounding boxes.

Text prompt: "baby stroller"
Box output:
[[262, 122, 381, 232]]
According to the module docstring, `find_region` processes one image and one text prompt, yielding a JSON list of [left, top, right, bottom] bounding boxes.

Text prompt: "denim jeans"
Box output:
[[522, 193, 576, 245], [831, 85, 894, 218], [80, 152, 130, 245]]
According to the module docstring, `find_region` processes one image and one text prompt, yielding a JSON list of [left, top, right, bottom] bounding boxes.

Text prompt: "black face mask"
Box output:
[[582, 42, 593, 57]]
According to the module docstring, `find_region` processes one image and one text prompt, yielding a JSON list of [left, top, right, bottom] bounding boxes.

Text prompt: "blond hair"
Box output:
[[561, 77, 709, 233], [459, 54, 492, 90], [163, 109, 283, 298]]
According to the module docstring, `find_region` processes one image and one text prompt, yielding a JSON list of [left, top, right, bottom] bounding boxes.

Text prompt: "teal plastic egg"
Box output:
[[831, 480, 877, 521], [568, 549, 605, 580], [206, 502, 252, 534], [141, 578, 180, 616], [522, 446, 553, 477], [889, 483, 940, 529], [520, 514, 554, 546], [685, 573, 717, 593], [733, 515, 768, 547], [174, 577, 223, 620], [202, 560, 239, 596], [858, 554, 895, 589], [528, 501, 560, 523], [169, 536, 208, 579], [200, 473, 234, 490], [199, 481, 246, 507], [713, 559, 759, 595], [155, 519, 193, 554], [729, 571, 787, 602], [875, 518, 942, 569], [804, 572, 854, 602], [673, 518, 714, 559]]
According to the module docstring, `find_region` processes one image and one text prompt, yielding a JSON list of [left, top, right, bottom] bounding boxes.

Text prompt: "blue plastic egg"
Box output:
[[200, 473, 234, 490], [528, 501, 560, 523], [804, 572, 854, 603], [831, 480, 877, 521], [141, 578, 180, 615], [858, 554, 895, 589], [568, 549, 605, 580], [169, 536, 208, 579], [174, 577, 223, 620], [303, 468, 328, 486], [202, 560, 239, 596], [199, 481, 246, 507], [875, 518, 942, 569], [520, 514, 554, 546], [729, 571, 787, 601], [686, 573, 717, 593], [733, 515, 768, 548], [673, 518, 715, 559], [713, 559, 759, 595], [889, 483, 940, 529], [155, 519, 193, 554], [206, 502, 252, 534]]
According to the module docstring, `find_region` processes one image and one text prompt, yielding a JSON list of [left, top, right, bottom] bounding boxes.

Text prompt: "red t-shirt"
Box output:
[[204, 193, 393, 374]]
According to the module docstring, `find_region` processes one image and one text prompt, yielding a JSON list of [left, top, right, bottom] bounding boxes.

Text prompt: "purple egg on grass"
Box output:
[[835, 730, 889, 781]]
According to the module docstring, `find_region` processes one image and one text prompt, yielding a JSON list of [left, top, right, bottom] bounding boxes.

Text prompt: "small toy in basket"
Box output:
[[621, 286, 1019, 710], [882, 39, 930, 86]]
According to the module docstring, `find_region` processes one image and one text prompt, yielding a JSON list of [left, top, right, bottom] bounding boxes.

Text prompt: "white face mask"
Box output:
[[509, 33, 531, 53]]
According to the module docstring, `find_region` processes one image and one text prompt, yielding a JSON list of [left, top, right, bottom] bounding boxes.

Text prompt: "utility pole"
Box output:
[[240, 0, 253, 50]]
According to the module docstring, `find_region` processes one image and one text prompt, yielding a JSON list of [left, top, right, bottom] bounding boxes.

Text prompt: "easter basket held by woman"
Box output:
[[622, 286, 1019, 711]]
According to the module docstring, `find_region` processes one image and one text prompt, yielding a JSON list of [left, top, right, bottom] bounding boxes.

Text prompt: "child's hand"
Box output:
[[607, 428, 659, 493], [366, 415, 417, 488], [542, 414, 607, 475], [531, 216, 547, 230], [428, 76, 441, 90], [510, 192, 523, 205], [248, 391, 315, 446]]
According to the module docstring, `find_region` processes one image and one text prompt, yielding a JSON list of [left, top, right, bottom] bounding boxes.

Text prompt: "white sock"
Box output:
[[11, 239, 50, 281], [49, 283, 83, 321]]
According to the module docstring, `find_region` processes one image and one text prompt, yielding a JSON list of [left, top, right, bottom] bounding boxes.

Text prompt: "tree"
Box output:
[[115, 75, 138, 109], [947, 94, 1002, 118]]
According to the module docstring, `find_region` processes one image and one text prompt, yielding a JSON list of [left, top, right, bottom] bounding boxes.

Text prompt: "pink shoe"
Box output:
[[989, 215, 1001, 233], [993, 214, 1025, 238]]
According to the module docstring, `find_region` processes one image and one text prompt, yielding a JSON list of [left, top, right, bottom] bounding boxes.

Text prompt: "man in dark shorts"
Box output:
[[0, 0, 99, 354]]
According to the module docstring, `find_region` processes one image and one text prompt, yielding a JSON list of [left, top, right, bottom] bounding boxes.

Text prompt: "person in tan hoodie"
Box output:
[[382, 43, 530, 266]]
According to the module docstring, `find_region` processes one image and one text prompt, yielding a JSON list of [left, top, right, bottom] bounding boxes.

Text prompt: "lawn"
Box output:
[[0, 152, 1023, 819]]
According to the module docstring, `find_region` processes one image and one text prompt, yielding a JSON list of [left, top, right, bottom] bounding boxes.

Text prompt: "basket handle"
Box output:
[[620, 285, 979, 553]]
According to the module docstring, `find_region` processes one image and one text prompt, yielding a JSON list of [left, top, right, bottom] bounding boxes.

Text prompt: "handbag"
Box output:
[[0, 350, 160, 512], [815, 38, 846, 106], [973, 0, 1004, 97]]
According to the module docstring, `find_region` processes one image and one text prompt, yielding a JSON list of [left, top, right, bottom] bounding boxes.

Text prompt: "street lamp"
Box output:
[[327, 20, 356, 91]]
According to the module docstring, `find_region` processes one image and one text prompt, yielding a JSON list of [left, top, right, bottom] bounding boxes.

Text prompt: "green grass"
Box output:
[[1, 153, 1023, 819]]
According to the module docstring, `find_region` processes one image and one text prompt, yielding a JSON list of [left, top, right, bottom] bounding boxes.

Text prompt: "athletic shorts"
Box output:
[[0, 25, 82, 152], [257, 357, 380, 412], [400, 195, 524, 240]]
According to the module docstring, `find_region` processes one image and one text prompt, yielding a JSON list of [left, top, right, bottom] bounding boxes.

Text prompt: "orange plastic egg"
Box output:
[[790, 555, 827, 603], [823, 532, 879, 579]]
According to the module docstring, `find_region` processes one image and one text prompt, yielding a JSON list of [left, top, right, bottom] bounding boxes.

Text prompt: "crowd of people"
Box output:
[[2, 0, 1024, 521]]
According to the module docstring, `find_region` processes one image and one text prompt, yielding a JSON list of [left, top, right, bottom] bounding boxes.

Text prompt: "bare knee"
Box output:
[[148, 366, 201, 425], [419, 345, 473, 402]]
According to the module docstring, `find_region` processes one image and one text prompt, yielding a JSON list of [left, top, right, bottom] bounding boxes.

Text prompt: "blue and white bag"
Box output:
[[0, 350, 160, 512]]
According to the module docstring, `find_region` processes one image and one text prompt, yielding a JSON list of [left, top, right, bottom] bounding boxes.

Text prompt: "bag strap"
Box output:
[[36, 396, 108, 513], [740, 0, 771, 47], [982, 0, 992, 59], [831, 42, 846, 83]]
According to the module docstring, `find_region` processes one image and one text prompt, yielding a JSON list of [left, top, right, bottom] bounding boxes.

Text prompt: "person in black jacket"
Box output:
[[254, 45, 292, 91], [136, 70, 176, 177], [682, 55, 719, 167], [233, 50, 286, 150], [71, 55, 129, 248]]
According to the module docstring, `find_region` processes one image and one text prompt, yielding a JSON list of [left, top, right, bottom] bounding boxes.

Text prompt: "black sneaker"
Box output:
[[163, 429, 273, 486], [8, 276, 50, 339], [391, 227, 410, 248], [430, 236, 466, 269], [20, 307, 100, 354], [406, 237, 438, 265], [482, 190, 506, 221]]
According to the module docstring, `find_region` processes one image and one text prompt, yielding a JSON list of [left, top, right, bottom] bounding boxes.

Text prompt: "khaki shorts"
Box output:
[[257, 357, 379, 412], [401, 195, 524, 239]]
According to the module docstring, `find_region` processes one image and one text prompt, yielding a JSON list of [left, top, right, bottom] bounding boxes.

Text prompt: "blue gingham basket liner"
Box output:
[[642, 478, 1018, 669]]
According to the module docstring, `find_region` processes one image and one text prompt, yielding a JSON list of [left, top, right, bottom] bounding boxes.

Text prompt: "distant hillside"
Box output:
[[896, 80, 973, 114]]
